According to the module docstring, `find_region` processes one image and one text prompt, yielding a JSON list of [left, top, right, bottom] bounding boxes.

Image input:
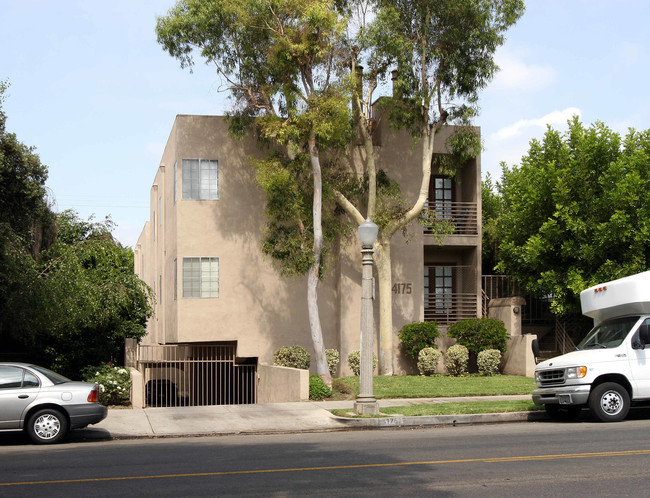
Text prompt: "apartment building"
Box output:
[[134, 114, 481, 405]]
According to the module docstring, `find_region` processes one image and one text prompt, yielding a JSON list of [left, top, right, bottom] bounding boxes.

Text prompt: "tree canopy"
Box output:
[[496, 117, 650, 315]]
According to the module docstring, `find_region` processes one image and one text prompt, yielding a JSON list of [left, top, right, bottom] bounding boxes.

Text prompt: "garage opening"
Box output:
[[136, 343, 257, 407]]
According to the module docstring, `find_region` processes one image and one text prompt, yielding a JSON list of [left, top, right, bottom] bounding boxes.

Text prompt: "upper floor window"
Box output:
[[182, 159, 218, 200], [430, 176, 454, 219], [183, 257, 219, 298]]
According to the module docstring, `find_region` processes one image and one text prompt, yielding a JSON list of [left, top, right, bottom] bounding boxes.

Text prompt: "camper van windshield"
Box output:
[[577, 316, 640, 350]]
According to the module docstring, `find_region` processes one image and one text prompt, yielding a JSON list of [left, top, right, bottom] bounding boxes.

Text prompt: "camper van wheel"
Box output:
[[589, 382, 630, 422], [545, 404, 582, 422]]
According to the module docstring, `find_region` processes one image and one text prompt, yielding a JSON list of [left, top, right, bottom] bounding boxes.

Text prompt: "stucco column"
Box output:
[[488, 297, 526, 336]]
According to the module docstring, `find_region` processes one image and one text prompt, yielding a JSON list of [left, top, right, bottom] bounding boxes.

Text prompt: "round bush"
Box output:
[[347, 350, 378, 376], [445, 344, 469, 376], [417, 347, 442, 376], [398, 322, 440, 360], [326, 349, 340, 376], [82, 363, 131, 406], [447, 318, 508, 355], [309, 375, 332, 400], [477, 349, 502, 376], [273, 345, 310, 370]]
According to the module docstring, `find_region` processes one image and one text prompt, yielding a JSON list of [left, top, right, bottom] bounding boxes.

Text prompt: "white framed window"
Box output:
[[183, 257, 219, 298], [182, 159, 218, 200]]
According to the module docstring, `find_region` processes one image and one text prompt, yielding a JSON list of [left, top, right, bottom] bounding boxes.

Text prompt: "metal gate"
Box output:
[[137, 343, 257, 407]]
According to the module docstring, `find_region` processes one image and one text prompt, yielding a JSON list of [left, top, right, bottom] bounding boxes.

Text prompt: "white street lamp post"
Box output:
[[354, 218, 379, 415]]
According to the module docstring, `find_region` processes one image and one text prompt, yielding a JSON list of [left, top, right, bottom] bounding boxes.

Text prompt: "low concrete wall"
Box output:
[[129, 368, 145, 409], [502, 334, 537, 377], [257, 364, 309, 403]]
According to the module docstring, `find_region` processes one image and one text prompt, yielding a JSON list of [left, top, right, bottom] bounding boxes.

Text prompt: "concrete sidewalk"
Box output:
[[84, 395, 544, 440]]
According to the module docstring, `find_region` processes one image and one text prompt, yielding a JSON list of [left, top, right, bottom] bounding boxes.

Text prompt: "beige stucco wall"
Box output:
[[257, 364, 309, 403], [136, 114, 482, 376]]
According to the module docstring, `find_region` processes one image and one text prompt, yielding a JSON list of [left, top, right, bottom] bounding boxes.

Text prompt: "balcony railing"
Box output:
[[423, 201, 478, 236], [424, 292, 479, 325]]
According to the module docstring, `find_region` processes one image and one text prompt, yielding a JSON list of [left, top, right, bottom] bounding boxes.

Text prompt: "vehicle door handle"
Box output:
[[18, 395, 29, 399]]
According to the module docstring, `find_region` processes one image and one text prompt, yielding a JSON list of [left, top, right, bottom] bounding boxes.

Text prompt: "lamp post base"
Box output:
[[354, 397, 379, 415]]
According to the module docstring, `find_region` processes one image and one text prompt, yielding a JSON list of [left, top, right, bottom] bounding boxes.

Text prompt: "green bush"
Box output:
[[445, 344, 469, 376], [398, 322, 440, 360], [273, 345, 310, 370], [326, 349, 340, 376], [309, 374, 332, 400], [477, 349, 502, 376], [82, 363, 131, 406], [417, 347, 442, 376], [447, 318, 508, 355], [347, 350, 378, 376]]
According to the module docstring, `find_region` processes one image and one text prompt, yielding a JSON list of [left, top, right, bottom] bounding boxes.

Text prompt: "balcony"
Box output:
[[424, 293, 479, 325], [424, 265, 479, 326], [423, 201, 478, 236]]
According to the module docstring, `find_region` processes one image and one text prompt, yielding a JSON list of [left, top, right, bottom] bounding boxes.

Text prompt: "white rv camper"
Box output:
[[532, 271, 650, 422]]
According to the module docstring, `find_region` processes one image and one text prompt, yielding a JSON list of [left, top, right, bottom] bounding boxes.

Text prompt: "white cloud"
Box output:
[[492, 52, 555, 92], [494, 107, 582, 141]]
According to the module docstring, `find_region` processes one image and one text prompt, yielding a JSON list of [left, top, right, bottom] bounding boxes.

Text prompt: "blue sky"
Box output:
[[2, 0, 650, 247]]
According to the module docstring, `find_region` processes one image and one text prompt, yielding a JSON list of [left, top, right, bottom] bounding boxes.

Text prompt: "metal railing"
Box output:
[[424, 293, 479, 325], [424, 201, 478, 236], [137, 343, 257, 407], [481, 275, 553, 324], [555, 321, 578, 355]]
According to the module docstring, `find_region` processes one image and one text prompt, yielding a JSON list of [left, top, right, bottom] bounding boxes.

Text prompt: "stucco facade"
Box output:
[[135, 114, 482, 378]]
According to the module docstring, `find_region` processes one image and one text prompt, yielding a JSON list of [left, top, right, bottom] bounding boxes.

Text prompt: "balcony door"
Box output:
[[424, 265, 453, 316], [430, 176, 454, 220]]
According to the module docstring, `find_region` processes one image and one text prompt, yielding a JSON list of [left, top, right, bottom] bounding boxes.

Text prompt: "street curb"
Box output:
[[78, 411, 548, 441], [333, 410, 547, 429]]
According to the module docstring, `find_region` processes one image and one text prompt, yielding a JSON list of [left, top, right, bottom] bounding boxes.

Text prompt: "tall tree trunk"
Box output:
[[307, 134, 332, 387]]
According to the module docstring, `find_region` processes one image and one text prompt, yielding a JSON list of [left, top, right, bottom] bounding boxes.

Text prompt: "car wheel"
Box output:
[[27, 408, 69, 444], [545, 404, 582, 422], [589, 382, 630, 422]]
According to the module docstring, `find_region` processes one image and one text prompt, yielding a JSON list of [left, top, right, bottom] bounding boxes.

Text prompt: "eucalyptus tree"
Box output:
[[332, 0, 525, 374], [156, 0, 353, 385]]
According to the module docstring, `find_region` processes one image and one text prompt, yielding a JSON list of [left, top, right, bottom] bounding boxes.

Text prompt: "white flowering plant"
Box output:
[[83, 363, 131, 406]]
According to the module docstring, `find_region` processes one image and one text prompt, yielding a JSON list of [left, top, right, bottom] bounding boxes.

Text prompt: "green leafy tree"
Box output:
[[496, 118, 650, 315], [156, 0, 355, 387], [482, 173, 504, 274], [6, 211, 152, 377], [332, 0, 524, 373], [0, 80, 57, 355]]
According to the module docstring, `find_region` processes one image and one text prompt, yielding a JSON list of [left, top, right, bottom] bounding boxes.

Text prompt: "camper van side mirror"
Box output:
[[532, 338, 540, 359], [635, 324, 650, 350]]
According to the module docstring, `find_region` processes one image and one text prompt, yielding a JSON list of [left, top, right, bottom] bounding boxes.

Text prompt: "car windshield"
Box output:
[[577, 316, 640, 350], [31, 365, 71, 385]]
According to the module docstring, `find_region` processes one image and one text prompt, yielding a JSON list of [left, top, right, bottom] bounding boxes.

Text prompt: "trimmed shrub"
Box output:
[[398, 322, 440, 360], [417, 347, 442, 376], [326, 349, 340, 376], [347, 350, 378, 376], [82, 363, 131, 406], [309, 375, 332, 400], [273, 345, 310, 370], [477, 349, 502, 376], [447, 318, 508, 355], [445, 344, 469, 376]]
